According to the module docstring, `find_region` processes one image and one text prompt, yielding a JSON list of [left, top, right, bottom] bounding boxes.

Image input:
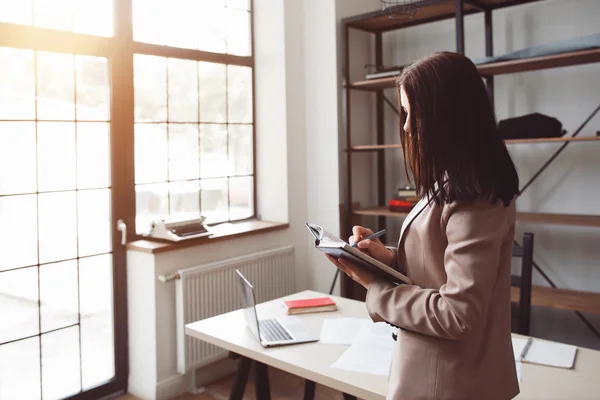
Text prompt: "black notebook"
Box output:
[[305, 223, 412, 285]]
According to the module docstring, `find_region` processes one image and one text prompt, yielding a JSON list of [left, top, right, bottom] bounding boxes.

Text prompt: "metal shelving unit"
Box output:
[[339, 0, 600, 335]]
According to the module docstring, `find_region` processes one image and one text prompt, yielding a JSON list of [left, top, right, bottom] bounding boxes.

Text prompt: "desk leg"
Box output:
[[229, 356, 251, 400], [343, 394, 357, 400], [254, 361, 271, 400], [303, 380, 316, 400]]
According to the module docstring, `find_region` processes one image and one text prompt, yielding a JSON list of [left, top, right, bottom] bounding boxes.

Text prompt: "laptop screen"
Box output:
[[235, 269, 260, 340]]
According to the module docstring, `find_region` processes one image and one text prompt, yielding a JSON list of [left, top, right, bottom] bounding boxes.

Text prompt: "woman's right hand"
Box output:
[[349, 225, 395, 267]]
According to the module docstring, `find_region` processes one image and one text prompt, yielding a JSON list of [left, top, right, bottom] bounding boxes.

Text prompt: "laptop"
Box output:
[[235, 269, 319, 347]]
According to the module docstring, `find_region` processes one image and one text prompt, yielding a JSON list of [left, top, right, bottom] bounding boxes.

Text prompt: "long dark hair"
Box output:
[[397, 51, 519, 207]]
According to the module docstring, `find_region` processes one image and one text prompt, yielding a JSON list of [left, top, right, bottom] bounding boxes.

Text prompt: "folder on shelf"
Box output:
[[305, 223, 412, 285]]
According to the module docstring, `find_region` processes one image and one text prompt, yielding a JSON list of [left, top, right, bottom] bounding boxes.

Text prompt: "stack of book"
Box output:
[[388, 186, 419, 212], [282, 297, 337, 315]]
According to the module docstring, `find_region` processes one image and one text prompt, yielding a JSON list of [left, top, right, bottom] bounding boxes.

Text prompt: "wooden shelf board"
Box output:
[[516, 212, 600, 228], [342, 0, 544, 32], [349, 136, 600, 152], [353, 207, 600, 228], [353, 207, 410, 218], [505, 135, 600, 144], [478, 48, 600, 76], [350, 144, 403, 151], [512, 285, 600, 315], [349, 48, 600, 90]]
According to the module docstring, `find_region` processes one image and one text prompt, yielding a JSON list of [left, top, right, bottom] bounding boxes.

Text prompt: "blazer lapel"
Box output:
[[397, 196, 429, 247]]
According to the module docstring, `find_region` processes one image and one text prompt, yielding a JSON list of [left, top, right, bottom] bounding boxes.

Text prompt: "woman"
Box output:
[[326, 52, 521, 400]]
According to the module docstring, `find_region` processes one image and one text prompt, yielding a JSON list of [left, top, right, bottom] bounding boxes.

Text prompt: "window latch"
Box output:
[[117, 219, 127, 246]]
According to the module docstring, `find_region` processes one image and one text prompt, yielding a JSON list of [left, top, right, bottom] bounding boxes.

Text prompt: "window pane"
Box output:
[[135, 123, 168, 184], [0, 267, 39, 343], [76, 56, 109, 121], [77, 122, 110, 189], [169, 124, 199, 181], [37, 122, 76, 192], [0, 47, 35, 120], [0, 195, 38, 271], [227, 9, 251, 56], [229, 176, 253, 220], [37, 52, 75, 121], [168, 58, 198, 122], [228, 124, 253, 176], [73, 0, 113, 36], [80, 254, 114, 390], [197, 2, 226, 53], [170, 180, 200, 220], [200, 124, 227, 178], [135, 183, 168, 234], [34, 0, 74, 31], [201, 178, 228, 224], [0, 122, 37, 195], [0, 0, 33, 25], [132, 0, 167, 45], [134, 55, 167, 122], [164, 0, 200, 50], [40, 260, 78, 333], [225, 0, 250, 11], [0, 337, 41, 400], [199, 62, 226, 123], [227, 66, 252, 123], [38, 191, 77, 263], [42, 326, 81, 400], [78, 189, 111, 257]]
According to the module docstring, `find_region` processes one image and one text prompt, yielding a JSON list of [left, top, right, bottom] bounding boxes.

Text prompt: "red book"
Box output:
[[282, 297, 337, 315]]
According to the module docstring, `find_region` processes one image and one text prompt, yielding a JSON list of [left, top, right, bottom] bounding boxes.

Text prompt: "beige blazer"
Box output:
[[366, 195, 520, 400]]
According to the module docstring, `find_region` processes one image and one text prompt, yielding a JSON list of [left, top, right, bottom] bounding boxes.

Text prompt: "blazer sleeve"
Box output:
[[365, 202, 509, 341], [386, 246, 401, 272]]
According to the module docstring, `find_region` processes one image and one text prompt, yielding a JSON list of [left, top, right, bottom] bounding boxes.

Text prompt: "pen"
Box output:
[[518, 337, 533, 361], [351, 229, 386, 248]]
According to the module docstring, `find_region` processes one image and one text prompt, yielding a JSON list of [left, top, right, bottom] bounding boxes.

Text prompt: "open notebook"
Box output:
[[305, 223, 412, 285]]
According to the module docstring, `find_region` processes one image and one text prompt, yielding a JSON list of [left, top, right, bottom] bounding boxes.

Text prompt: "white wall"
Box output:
[[376, 0, 600, 349]]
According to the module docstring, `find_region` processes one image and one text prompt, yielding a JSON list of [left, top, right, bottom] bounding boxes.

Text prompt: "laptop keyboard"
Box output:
[[259, 319, 293, 342]]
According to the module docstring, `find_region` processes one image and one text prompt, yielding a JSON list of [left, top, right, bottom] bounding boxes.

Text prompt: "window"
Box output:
[[0, 37, 113, 400], [0, 0, 254, 398], [132, 0, 255, 234]]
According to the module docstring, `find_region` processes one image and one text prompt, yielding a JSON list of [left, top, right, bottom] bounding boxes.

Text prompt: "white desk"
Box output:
[[185, 290, 600, 400]]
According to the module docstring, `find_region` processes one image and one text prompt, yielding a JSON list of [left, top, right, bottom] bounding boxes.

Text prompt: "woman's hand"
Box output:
[[349, 225, 395, 267], [325, 254, 376, 290]]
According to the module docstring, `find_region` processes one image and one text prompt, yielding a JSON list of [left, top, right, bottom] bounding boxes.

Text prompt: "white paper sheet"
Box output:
[[512, 337, 528, 360], [512, 337, 577, 369], [330, 321, 396, 376], [525, 340, 577, 368], [515, 361, 522, 383], [319, 318, 370, 345]]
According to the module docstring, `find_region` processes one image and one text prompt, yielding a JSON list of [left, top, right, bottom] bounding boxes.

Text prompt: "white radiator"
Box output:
[[175, 246, 296, 375]]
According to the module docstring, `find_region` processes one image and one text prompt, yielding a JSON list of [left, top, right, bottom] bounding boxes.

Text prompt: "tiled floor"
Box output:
[[120, 366, 348, 400]]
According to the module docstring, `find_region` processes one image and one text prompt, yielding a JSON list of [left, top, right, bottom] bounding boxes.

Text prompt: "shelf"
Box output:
[[349, 136, 600, 151], [505, 136, 600, 144], [353, 207, 410, 218], [516, 212, 600, 228], [478, 48, 600, 76], [353, 207, 600, 228], [350, 144, 403, 152], [342, 0, 544, 33], [348, 48, 600, 90], [511, 285, 600, 315]]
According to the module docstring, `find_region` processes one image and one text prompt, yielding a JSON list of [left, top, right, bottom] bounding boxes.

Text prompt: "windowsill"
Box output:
[[126, 220, 289, 254]]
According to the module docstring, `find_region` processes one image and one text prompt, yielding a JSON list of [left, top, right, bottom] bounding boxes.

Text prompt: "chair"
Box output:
[[511, 232, 534, 335]]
